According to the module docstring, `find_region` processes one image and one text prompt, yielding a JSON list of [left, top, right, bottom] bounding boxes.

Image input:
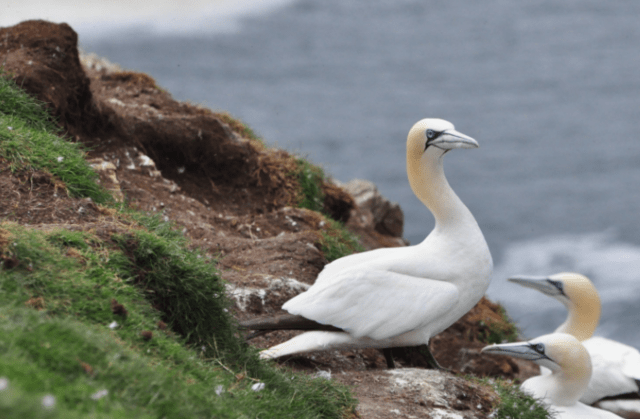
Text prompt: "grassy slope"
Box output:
[[0, 73, 355, 418]]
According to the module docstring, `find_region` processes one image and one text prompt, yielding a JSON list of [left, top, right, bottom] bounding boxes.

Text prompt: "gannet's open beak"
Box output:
[[430, 129, 479, 150], [481, 341, 549, 362], [508, 275, 565, 298]]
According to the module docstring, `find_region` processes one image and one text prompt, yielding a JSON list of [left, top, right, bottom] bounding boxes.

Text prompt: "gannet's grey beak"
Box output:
[[430, 129, 479, 150], [481, 341, 548, 362], [508, 275, 565, 298]]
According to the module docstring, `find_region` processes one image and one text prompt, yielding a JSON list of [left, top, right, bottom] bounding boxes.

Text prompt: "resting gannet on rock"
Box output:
[[482, 333, 623, 419], [240, 118, 493, 366], [508, 273, 640, 410]]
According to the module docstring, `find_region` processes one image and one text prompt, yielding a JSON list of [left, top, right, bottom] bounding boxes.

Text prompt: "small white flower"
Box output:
[[41, 394, 56, 408], [163, 216, 169, 222], [215, 385, 224, 396], [251, 382, 265, 392], [108, 321, 118, 329], [0, 377, 8, 391], [57, 156, 64, 162], [201, 345, 206, 352], [90, 389, 109, 400], [7, 126, 13, 131]]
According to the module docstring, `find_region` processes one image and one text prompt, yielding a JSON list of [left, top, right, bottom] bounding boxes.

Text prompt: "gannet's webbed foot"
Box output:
[[421, 344, 450, 372], [382, 348, 396, 369]]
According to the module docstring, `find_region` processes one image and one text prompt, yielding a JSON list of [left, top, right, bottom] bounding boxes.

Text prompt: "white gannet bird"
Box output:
[[509, 273, 640, 408], [241, 118, 493, 366], [482, 333, 623, 418]]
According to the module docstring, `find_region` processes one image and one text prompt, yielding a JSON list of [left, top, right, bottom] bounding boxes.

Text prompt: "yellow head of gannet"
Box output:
[[482, 333, 623, 418], [483, 333, 591, 406], [252, 119, 492, 363], [509, 272, 601, 341]]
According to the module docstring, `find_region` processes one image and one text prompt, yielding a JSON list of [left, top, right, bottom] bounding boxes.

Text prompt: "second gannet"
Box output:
[[241, 118, 493, 364], [508, 273, 640, 406], [482, 333, 623, 418]]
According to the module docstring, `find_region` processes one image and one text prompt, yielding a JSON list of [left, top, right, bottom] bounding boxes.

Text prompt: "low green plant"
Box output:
[[319, 218, 364, 262], [295, 158, 326, 213], [480, 305, 520, 344], [490, 379, 555, 419]]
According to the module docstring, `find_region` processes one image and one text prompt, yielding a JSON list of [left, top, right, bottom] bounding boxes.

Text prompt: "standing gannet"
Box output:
[[241, 118, 493, 364], [482, 333, 623, 418], [508, 273, 640, 407]]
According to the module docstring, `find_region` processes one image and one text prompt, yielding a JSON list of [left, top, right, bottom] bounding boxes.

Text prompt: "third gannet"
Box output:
[[508, 273, 640, 406], [241, 118, 493, 365], [482, 333, 623, 418]]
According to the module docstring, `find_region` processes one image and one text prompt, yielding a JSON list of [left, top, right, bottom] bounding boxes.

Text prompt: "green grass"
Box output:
[[479, 305, 520, 345], [0, 71, 357, 418], [318, 218, 364, 262], [295, 159, 326, 214], [488, 379, 555, 419], [0, 220, 355, 419], [0, 71, 112, 204]]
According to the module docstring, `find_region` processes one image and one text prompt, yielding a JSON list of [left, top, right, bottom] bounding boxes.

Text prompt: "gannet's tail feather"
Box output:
[[259, 331, 367, 359]]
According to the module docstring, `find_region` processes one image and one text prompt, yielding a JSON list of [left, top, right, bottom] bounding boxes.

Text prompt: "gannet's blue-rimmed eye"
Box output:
[[426, 129, 437, 140], [535, 343, 545, 353]]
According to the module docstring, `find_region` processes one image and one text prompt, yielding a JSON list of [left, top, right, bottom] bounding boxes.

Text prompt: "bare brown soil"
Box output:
[[0, 20, 539, 418]]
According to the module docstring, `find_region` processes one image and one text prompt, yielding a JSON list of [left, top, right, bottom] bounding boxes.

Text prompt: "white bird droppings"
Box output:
[[251, 382, 265, 392], [41, 394, 56, 409], [91, 389, 109, 400]]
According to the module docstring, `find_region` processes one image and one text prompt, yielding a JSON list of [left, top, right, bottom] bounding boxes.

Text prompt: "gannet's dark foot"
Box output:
[[422, 344, 450, 372], [383, 348, 396, 369]]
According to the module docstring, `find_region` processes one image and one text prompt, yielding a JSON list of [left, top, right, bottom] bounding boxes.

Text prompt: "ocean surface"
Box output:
[[3, 0, 640, 347]]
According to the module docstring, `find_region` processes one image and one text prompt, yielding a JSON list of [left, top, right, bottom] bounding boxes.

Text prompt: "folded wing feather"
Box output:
[[282, 269, 459, 341]]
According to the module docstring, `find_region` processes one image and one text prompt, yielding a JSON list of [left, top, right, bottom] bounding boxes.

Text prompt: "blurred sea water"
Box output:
[[3, 0, 640, 346]]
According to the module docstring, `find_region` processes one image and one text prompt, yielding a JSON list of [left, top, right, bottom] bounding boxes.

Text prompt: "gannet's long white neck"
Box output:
[[407, 150, 474, 231]]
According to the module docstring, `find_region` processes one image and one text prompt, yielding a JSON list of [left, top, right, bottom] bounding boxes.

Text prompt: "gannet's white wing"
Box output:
[[580, 336, 640, 403], [282, 269, 459, 341]]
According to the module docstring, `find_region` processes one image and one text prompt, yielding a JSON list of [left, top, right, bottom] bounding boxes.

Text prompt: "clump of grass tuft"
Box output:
[[294, 158, 326, 213], [479, 305, 520, 344], [489, 379, 555, 419], [0, 71, 112, 204], [319, 218, 364, 262]]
